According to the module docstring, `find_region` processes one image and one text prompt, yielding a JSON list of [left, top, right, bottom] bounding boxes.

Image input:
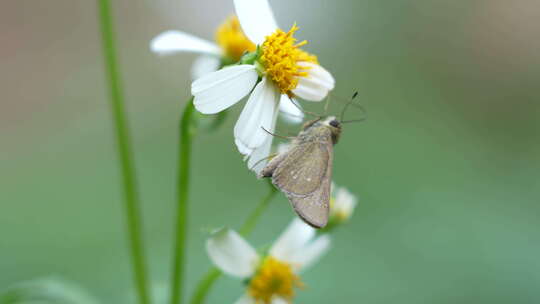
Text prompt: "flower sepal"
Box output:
[[239, 45, 262, 65], [220, 56, 237, 68], [239, 51, 257, 65]]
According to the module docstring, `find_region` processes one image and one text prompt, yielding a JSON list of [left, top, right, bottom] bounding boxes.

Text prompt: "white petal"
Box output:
[[191, 55, 220, 80], [234, 0, 278, 45], [289, 235, 331, 271], [150, 30, 221, 56], [292, 63, 335, 102], [235, 294, 255, 304], [234, 77, 279, 153], [299, 62, 335, 90], [246, 109, 278, 174], [279, 95, 304, 124], [206, 228, 259, 278], [235, 138, 254, 156], [269, 218, 316, 264], [192, 65, 258, 114], [247, 136, 272, 174]]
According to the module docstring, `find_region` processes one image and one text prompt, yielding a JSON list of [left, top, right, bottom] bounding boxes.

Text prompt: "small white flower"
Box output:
[[330, 184, 358, 223], [206, 218, 331, 304], [150, 16, 304, 125], [191, 0, 335, 172]]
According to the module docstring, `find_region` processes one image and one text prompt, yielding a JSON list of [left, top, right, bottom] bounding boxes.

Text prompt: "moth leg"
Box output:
[[258, 152, 289, 178], [249, 153, 277, 173]]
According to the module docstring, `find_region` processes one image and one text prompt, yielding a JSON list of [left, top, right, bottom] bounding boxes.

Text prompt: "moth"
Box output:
[[259, 116, 342, 228]]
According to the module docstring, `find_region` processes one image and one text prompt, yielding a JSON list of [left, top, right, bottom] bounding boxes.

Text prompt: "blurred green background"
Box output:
[[1, 0, 539, 303]]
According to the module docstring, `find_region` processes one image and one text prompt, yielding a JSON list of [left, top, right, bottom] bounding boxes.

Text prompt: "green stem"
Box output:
[[170, 98, 196, 304], [97, 1, 150, 304], [189, 185, 277, 304], [239, 183, 277, 236], [188, 268, 221, 304]]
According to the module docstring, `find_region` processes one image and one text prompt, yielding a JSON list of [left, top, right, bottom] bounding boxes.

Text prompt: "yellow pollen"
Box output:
[[260, 24, 318, 95], [215, 16, 256, 61], [248, 257, 303, 304]]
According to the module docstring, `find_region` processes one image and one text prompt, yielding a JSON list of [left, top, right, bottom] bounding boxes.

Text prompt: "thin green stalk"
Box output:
[[188, 268, 221, 304], [190, 185, 277, 304], [97, 1, 150, 304], [170, 98, 196, 304], [239, 184, 277, 236]]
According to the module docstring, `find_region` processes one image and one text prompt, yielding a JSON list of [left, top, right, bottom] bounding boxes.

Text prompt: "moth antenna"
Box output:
[[339, 91, 359, 122], [288, 96, 322, 119], [261, 127, 295, 140], [341, 117, 367, 124], [323, 95, 331, 115], [328, 92, 363, 109]]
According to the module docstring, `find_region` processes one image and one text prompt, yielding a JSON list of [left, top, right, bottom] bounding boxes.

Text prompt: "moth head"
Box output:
[[322, 116, 342, 144], [301, 116, 342, 144]]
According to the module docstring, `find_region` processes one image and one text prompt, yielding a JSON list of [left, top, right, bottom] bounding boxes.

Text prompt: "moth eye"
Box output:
[[329, 120, 340, 128]]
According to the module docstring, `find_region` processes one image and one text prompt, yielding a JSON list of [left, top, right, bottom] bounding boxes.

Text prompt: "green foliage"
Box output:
[[0, 277, 98, 304]]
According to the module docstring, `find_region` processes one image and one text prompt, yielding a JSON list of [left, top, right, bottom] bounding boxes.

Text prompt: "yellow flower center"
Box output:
[[215, 16, 256, 61], [248, 256, 303, 304], [260, 24, 318, 95]]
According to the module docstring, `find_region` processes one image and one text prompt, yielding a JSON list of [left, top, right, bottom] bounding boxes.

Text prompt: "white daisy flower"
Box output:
[[150, 15, 304, 124], [206, 218, 331, 304], [191, 0, 335, 172], [330, 184, 358, 223]]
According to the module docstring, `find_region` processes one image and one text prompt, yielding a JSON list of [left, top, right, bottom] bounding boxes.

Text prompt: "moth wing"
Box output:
[[272, 141, 329, 196], [287, 162, 331, 228], [258, 149, 291, 178], [273, 141, 333, 228]]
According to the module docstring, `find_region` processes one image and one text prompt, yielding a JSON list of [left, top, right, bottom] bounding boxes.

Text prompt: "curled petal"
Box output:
[[234, 77, 280, 154], [235, 138, 254, 156], [292, 63, 335, 102], [150, 30, 221, 56], [206, 228, 259, 278], [192, 65, 258, 114], [234, 0, 278, 45]]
